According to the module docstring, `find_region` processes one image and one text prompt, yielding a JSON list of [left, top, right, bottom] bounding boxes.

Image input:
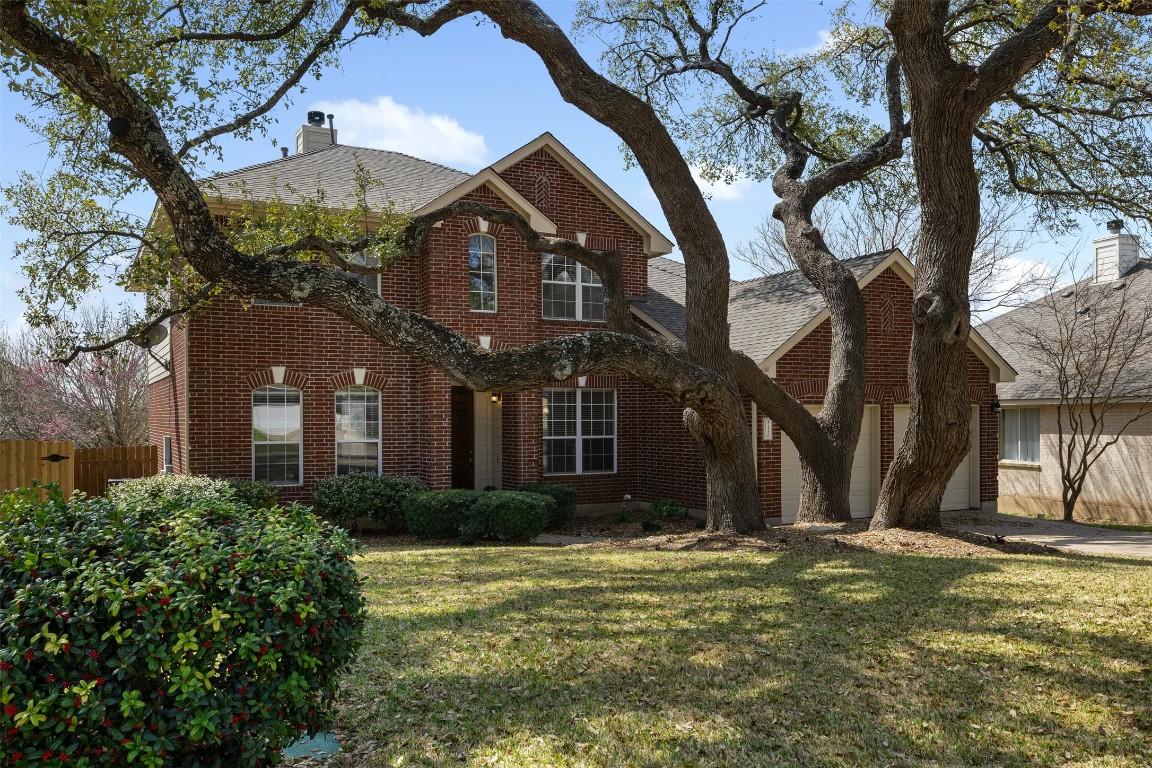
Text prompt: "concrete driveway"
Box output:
[[944, 509, 1152, 558]]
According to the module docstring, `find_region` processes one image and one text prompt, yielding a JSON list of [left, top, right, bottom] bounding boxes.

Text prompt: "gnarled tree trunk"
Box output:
[[685, 391, 764, 532]]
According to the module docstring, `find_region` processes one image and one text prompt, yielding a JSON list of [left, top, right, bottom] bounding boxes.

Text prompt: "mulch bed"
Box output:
[[351, 511, 1063, 558]]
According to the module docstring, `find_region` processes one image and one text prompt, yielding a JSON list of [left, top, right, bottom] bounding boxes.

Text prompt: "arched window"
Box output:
[[541, 254, 604, 321], [335, 386, 381, 475], [252, 385, 302, 484], [469, 234, 497, 312]]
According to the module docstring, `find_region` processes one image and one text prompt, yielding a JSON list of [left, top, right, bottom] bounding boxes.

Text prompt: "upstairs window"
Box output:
[[344, 249, 380, 295], [469, 234, 497, 312], [1001, 407, 1040, 463], [253, 385, 302, 484], [542, 254, 604, 321], [335, 386, 381, 474]]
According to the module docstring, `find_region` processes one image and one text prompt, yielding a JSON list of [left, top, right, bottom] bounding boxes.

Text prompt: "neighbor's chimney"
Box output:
[[1094, 219, 1140, 283], [295, 110, 337, 154]]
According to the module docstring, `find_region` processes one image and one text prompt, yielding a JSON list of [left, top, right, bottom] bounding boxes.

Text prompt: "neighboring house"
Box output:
[[980, 227, 1152, 524], [147, 121, 1014, 519]]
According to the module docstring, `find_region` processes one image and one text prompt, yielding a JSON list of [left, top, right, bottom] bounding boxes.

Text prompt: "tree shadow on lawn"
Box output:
[[328, 548, 1152, 768]]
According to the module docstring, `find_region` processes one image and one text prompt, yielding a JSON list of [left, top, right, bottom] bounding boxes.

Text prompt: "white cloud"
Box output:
[[691, 166, 754, 202], [972, 255, 1060, 321], [788, 29, 832, 57], [309, 96, 488, 167]]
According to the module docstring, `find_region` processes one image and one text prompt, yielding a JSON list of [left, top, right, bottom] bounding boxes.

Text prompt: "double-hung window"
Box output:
[[345, 249, 380, 295], [253, 385, 303, 484], [542, 254, 604, 321], [543, 388, 616, 474], [469, 234, 497, 312], [1000, 407, 1040, 463], [335, 386, 381, 474]]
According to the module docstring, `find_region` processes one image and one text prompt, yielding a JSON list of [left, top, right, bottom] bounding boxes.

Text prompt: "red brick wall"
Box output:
[[146, 318, 188, 474], [159, 147, 654, 506]]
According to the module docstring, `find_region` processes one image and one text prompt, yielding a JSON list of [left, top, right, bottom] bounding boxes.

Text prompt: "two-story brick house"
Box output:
[[147, 124, 1014, 520]]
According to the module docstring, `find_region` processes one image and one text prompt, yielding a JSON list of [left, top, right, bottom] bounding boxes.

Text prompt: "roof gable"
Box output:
[[639, 250, 1016, 383], [491, 134, 675, 256], [414, 168, 557, 234]]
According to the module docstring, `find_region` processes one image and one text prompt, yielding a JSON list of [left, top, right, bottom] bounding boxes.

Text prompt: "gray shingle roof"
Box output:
[[201, 145, 470, 213], [644, 251, 894, 362], [978, 260, 1152, 401]]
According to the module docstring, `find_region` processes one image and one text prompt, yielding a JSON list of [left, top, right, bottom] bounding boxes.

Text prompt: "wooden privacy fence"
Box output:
[[74, 444, 158, 497], [0, 439, 76, 497], [0, 439, 157, 498]]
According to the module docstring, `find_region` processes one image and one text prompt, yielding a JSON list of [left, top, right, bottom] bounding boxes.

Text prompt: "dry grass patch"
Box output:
[[308, 545, 1152, 767]]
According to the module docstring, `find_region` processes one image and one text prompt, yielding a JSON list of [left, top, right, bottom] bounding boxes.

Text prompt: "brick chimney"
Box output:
[[295, 111, 337, 154], [1093, 219, 1140, 283]]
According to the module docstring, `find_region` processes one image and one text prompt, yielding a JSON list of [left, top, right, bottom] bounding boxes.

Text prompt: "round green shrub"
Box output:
[[311, 473, 427, 532], [404, 490, 482, 539], [517, 484, 576, 529], [0, 484, 365, 768], [460, 491, 551, 544], [223, 478, 278, 509]]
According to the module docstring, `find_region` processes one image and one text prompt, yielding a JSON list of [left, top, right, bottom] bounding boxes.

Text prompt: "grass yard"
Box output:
[[323, 544, 1151, 768]]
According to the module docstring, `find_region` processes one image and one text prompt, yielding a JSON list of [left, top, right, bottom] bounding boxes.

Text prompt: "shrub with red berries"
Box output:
[[0, 479, 365, 768]]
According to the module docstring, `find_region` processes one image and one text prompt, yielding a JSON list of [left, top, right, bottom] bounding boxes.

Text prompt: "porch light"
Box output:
[[989, 398, 1001, 414], [490, 393, 501, 404]]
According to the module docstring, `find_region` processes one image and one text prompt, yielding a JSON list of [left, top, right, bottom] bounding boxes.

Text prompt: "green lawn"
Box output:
[[326, 546, 1152, 767]]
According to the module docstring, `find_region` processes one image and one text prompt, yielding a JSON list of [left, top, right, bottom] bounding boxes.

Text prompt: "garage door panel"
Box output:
[[780, 406, 875, 522], [893, 405, 977, 512]]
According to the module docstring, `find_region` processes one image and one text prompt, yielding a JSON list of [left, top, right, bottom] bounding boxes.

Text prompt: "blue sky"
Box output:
[[0, 0, 1079, 333]]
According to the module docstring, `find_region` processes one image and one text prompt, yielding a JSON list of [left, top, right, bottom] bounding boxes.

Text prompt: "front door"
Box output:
[[450, 387, 475, 489]]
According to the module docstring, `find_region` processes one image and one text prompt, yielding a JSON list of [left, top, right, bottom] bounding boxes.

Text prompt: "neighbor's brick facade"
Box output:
[[147, 145, 999, 514]]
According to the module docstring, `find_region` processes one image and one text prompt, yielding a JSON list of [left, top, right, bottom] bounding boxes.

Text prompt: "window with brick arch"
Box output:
[[541, 254, 604, 321], [469, 234, 497, 312], [542, 388, 616, 474], [335, 386, 381, 475], [252, 385, 302, 485]]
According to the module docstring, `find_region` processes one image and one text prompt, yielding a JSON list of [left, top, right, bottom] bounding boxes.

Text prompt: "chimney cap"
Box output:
[[1106, 218, 1125, 233], [306, 110, 325, 126]]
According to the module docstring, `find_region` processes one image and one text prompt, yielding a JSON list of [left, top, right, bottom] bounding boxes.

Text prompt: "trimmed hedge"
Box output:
[[311, 473, 426, 532], [0, 482, 365, 768], [460, 491, 551, 544], [518, 483, 576, 529], [404, 490, 482, 539]]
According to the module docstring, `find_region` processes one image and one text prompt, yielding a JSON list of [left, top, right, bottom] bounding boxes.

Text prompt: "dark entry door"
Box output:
[[450, 387, 474, 489]]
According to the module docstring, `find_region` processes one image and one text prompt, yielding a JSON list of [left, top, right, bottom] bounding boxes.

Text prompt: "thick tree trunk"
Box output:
[[684, 391, 765, 533], [798, 451, 851, 523], [874, 1, 979, 530]]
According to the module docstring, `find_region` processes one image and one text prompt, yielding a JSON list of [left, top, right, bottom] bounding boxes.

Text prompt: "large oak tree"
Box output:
[[3, 0, 1152, 530]]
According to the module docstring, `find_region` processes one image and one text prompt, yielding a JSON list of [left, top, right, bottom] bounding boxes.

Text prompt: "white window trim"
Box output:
[[1000, 406, 1040, 464], [543, 387, 617, 475], [252, 385, 304, 486], [334, 386, 382, 475], [469, 234, 498, 313], [541, 254, 605, 323], [347, 249, 381, 296]]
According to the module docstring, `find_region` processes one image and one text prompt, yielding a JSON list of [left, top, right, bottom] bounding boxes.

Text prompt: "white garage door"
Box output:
[[893, 405, 978, 511], [780, 406, 877, 523]]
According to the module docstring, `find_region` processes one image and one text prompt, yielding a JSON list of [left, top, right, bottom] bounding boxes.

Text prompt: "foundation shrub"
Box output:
[[0, 483, 365, 768]]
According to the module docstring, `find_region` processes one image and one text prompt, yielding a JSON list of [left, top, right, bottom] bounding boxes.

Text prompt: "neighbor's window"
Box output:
[[469, 234, 497, 312], [543, 388, 616, 474], [253, 385, 303, 484], [335, 386, 381, 475], [1001, 407, 1040, 463], [541, 254, 604, 321]]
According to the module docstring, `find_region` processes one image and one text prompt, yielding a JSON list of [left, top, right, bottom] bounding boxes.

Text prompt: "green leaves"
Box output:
[[0, 477, 366, 767]]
